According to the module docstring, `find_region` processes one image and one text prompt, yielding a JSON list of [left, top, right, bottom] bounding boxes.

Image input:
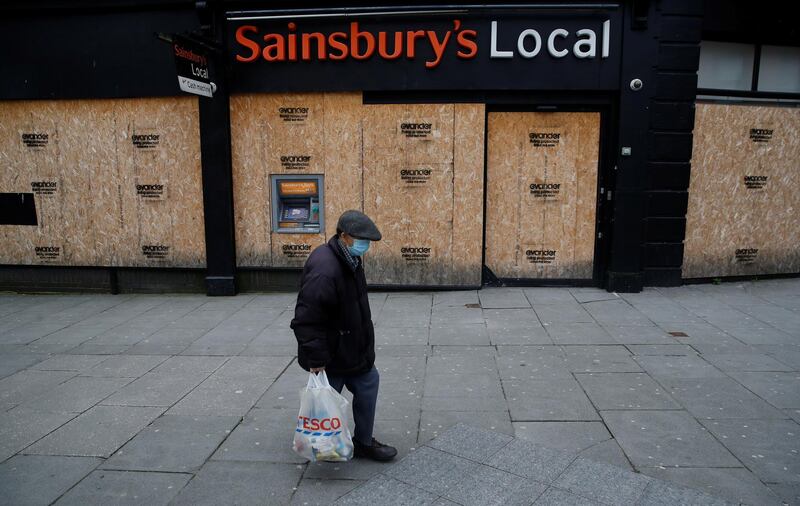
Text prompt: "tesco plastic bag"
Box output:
[[292, 371, 354, 462]]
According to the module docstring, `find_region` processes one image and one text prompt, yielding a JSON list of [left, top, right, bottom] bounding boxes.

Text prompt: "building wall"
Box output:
[[0, 97, 206, 268]]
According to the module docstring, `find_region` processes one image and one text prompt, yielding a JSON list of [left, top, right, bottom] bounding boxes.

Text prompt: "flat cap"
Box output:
[[337, 210, 382, 241]]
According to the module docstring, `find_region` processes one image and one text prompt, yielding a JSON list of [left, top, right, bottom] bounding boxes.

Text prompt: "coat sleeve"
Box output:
[[290, 272, 338, 368]]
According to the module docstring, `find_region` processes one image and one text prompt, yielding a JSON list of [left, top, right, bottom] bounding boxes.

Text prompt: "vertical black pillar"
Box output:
[[198, 1, 236, 296], [606, 0, 658, 293]]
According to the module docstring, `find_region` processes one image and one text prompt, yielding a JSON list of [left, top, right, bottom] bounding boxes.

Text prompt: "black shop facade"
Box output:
[[3, 1, 791, 295]]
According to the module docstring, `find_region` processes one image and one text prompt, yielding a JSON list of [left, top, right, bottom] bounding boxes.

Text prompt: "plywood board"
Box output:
[[486, 112, 599, 279], [684, 103, 800, 278], [0, 97, 205, 268], [452, 104, 486, 286], [231, 95, 484, 286]]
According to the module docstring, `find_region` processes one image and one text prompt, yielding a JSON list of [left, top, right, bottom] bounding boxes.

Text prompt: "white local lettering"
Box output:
[[490, 20, 611, 60]]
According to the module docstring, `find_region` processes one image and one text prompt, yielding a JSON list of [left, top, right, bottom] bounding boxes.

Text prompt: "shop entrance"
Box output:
[[484, 111, 603, 284]]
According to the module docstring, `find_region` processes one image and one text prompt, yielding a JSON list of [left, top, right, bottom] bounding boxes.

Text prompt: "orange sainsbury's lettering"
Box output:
[[235, 25, 260, 62]]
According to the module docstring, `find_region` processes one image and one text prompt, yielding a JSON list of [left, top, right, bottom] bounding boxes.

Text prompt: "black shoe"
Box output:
[[353, 438, 398, 461]]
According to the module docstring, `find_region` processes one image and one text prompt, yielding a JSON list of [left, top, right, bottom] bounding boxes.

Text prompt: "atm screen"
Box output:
[[282, 205, 309, 221]]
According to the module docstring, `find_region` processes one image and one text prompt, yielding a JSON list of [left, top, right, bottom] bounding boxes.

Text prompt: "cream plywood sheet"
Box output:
[[322, 93, 363, 238], [230, 92, 362, 267], [452, 104, 485, 286], [486, 112, 600, 279], [0, 97, 205, 268], [231, 94, 484, 286], [684, 103, 800, 278], [231, 94, 271, 266]]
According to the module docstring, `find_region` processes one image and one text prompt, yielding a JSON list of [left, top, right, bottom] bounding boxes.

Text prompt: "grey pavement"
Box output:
[[0, 280, 798, 505]]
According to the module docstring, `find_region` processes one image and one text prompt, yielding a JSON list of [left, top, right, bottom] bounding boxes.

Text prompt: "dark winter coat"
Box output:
[[290, 236, 376, 376]]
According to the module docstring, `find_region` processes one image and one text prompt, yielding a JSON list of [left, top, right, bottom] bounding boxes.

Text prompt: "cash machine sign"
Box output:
[[279, 181, 318, 196]]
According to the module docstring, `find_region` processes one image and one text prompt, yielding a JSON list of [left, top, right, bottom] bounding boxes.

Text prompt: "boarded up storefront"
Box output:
[[0, 98, 206, 268], [230, 93, 484, 286], [485, 112, 601, 280], [684, 103, 800, 278]]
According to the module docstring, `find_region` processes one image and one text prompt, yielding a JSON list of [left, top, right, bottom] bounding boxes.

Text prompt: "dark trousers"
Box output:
[[327, 366, 379, 445]]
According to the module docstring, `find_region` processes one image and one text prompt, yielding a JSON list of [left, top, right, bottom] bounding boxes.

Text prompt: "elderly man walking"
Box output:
[[291, 210, 397, 461]]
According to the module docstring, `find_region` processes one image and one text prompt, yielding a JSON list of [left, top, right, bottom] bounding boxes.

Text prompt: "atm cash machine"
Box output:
[[270, 174, 324, 233]]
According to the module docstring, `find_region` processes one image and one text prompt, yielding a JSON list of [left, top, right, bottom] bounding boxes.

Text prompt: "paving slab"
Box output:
[[640, 466, 783, 505], [418, 411, 513, 444], [562, 346, 643, 373], [54, 469, 191, 506], [534, 304, 594, 324], [334, 474, 439, 506], [149, 355, 228, 374], [429, 324, 490, 346], [24, 405, 164, 457], [211, 408, 305, 464], [291, 479, 365, 506], [445, 464, 548, 506], [601, 325, 679, 345], [488, 325, 552, 345], [0, 455, 101, 506], [0, 407, 78, 462], [624, 344, 696, 355], [0, 369, 78, 410], [766, 483, 800, 506], [376, 326, 430, 346], [575, 373, 681, 410], [31, 354, 108, 372], [166, 375, 274, 416], [81, 355, 169, 378], [496, 350, 571, 381], [384, 446, 479, 496], [485, 438, 574, 483], [727, 371, 800, 408], [636, 477, 732, 506], [170, 461, 303, 506], [633, 355, 726, 379], [512, 422, 612, 454], [545, 323, 617, 345], [479, 288, 531, 309], [554, 457, 652, 504], [102, 414, 238, 472], [0, 353, 46, 379], [504, 378, 600, 421], [21, 375, 133, 413], [702, 352, 793, 372], [700, 418, 800, 483], [601, 410, 741, 468], [533, 487, 603, 505], [659, 377, 787, 419], [427, 423, 512, 461]]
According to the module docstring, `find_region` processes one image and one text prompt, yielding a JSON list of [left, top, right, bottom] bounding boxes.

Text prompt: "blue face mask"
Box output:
[[348, 239, 370, 257]]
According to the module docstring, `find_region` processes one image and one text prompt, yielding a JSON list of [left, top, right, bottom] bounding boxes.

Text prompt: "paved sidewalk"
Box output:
[[0, 280, 798, 505]]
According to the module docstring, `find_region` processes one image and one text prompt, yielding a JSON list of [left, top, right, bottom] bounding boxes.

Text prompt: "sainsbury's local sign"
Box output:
[[228, 12, 622, 92]]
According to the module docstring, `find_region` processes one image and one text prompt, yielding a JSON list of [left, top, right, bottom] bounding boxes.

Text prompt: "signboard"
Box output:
[[227, 11, 622, 92], [173, 35, 213, 97]]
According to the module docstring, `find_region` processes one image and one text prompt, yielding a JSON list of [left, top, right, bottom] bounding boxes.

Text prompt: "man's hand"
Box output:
[[311, 367, 325, 373]]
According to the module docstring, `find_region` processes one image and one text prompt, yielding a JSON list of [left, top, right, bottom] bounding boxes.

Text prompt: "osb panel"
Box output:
[[0, 97, 205, 268], [231, 92, 363, 267], [271, 233, 327, 268], [264, 93, 326, 175], [452, 104, 486, 286], [231, 94, 271, 266], [486, 112, 599, 279], [684, 103, 800, 278], [231, 95, 484, 286], [322, 93, 363, 238]]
